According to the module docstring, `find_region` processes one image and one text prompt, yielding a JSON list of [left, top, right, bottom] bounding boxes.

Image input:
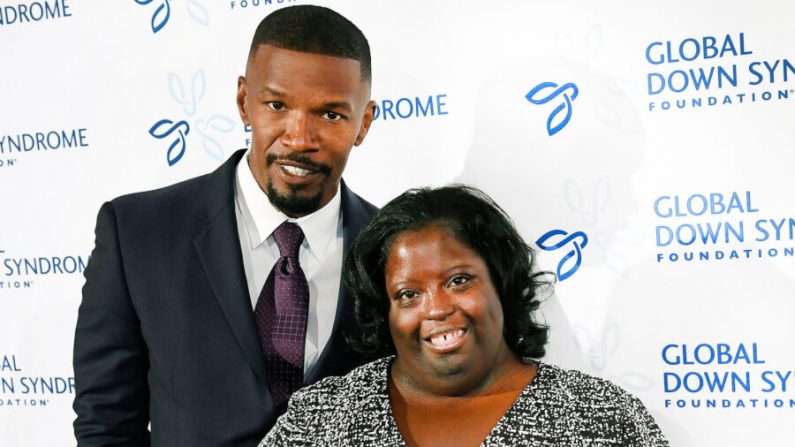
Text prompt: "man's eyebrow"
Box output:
[[322, 101, 353, 112], [259, 86, 285, 96]]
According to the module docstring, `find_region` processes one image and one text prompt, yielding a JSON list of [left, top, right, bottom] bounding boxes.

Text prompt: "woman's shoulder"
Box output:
[[521, 362, 669, 446], [259, 357, 393, 447], [535, 362, 635, 403], [292, 356, 391, 405]]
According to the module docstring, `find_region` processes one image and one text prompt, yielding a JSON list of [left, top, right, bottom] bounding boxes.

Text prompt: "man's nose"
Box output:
[[422, 288, 455, 320], [280, 112, 316, 151]]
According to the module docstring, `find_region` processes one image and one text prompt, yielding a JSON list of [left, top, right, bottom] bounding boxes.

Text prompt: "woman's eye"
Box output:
[[267, 101, 285, 111], [399, 290, 416, 299], [449, 275, 471, 287], [396, 290, 418, 304]]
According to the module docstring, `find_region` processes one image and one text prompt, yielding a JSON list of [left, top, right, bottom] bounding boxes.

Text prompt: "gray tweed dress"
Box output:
[[260, 356, 669, 446]]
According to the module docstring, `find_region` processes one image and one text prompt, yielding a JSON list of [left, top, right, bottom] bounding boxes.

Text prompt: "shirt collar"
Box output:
[[235, 149, 341, 260]]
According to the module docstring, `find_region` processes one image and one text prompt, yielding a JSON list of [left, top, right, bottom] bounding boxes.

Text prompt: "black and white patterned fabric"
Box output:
[[260, 356, 669, 446]]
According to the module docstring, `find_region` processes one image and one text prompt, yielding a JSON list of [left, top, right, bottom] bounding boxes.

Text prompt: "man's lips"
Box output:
[[422, 327, 468, 353], [267, 154, 330, 173], [266, 154, 331, 181], [277, 162, 318, 177]]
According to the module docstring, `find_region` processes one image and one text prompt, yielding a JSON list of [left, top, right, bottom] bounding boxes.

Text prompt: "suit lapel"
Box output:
[[305, 181, 374, 384], [192, 149, 269, 386]]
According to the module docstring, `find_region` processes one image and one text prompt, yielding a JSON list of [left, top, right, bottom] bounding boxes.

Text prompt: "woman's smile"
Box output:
[[422, 327, 469, 353]]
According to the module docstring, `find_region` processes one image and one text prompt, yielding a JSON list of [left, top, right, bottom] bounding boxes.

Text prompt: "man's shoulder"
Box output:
[[344, 187, 378, 214], [340, 181, 379, 230], [111, 172, 210, 213], [108, 150, 244, 221]]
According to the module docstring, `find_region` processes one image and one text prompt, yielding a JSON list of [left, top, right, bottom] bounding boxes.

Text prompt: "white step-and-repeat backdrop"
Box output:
[[2, 0, 793, 445]]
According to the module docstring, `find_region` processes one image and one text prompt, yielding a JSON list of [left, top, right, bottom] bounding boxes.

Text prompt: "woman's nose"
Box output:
[[423, 289, 455, 320]]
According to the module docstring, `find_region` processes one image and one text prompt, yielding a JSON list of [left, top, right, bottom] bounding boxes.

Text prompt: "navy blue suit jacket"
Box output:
[[73, 149, 376, 446]]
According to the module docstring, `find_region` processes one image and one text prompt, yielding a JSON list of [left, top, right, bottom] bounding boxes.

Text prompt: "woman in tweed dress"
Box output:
[[261, 185, 668, 446]]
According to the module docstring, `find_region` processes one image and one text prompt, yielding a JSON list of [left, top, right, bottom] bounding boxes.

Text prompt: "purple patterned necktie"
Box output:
[[255, 221, 309, 408]]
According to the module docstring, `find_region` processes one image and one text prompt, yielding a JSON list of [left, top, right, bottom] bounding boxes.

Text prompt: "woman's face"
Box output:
[[385, 222, 514, 395]]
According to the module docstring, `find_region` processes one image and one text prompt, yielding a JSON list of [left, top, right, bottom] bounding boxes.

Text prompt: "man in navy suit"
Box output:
[[73, 6, 377, 446]]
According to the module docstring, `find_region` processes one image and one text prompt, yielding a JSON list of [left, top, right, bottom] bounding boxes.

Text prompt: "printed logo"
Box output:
[[1, 354, 74, 408], [1, 249, 89, 291], [653, 191, 794, 264], [660, 341, 794, 410], [645, 32, 794, 112], [230, 0, 299, 11], [133, 0, 208, 33], [372, 94, 449, 121], [0, 128, 89, 170], [0, 0, 73, 26], [525, 82, 579, 136], [147, 70, 236, 166], [149, 120, 190, 166], [535, 229, 588, 281], [244, 124, 252, 148]]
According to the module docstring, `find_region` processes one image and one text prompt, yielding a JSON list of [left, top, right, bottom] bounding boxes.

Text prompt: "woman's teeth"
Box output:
[[429, 329, 465, 349]]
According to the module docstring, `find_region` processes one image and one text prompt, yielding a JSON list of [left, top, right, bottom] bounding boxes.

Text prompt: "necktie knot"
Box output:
[[273, 221, 304, 259]]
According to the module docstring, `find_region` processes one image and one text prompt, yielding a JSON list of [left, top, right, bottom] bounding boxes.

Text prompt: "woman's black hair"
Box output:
[[344, 184, 550, 361]]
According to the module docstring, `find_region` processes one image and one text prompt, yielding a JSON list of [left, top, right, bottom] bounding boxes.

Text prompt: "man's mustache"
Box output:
[[265, 154, 332, 174]]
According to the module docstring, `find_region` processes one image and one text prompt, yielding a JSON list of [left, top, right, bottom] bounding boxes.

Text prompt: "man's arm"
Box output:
[[73, 201, 151, 446]]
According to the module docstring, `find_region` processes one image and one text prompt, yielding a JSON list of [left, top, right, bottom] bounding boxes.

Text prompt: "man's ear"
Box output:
[[354, 100, 377, 146], [236, 76, 250, 126]]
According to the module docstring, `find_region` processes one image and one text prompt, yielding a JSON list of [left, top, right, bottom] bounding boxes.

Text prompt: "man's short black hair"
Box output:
[[343, 184, 550, 362], [248, 5, 371, 82]]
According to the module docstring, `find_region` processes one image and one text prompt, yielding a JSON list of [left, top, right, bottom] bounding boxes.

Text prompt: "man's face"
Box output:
[[237, 44, 375, 217]]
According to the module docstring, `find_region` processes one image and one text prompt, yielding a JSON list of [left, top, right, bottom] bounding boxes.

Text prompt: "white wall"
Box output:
[[1, 0, 793, 445]]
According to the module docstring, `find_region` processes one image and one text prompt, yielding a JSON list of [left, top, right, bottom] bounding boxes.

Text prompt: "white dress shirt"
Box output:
[[234, 150, 343, 379]]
